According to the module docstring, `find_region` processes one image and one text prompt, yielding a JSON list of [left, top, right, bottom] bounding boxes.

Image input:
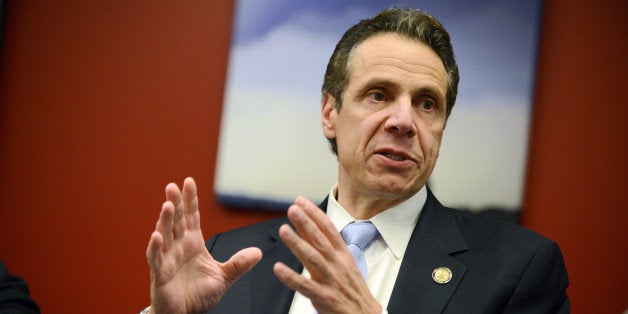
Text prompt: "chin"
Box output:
[[372, 178, 421, 197]]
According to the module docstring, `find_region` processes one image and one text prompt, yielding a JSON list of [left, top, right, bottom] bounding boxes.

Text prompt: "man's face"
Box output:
[[322, 33, 448, 205]]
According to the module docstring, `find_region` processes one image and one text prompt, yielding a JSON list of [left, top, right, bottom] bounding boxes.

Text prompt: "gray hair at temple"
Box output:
[[322, 8, 460, 155]]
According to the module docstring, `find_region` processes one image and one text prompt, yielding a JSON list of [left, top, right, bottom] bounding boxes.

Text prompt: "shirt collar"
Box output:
[[326, 184, 427, 259]]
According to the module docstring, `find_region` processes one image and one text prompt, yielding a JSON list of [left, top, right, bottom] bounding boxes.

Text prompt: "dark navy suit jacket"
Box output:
[[206, 190, 569, 313], [0, 260, 40, 313]]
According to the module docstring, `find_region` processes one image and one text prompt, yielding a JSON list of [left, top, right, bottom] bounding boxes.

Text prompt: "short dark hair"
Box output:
[[322, 8, 459, 155]]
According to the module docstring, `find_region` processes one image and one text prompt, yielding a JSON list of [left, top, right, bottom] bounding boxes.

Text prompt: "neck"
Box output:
[[335, 186, 414, 220]]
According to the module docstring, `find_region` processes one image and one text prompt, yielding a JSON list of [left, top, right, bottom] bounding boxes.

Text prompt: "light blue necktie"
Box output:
[[340, 222, 380, 279]]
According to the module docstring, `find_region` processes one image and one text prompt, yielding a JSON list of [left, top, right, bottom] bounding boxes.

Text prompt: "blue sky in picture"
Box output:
[[215, 0, 543, 211]]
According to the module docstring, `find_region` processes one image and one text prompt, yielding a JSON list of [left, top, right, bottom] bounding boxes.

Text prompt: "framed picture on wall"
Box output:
[[215, 0, 543, 220]]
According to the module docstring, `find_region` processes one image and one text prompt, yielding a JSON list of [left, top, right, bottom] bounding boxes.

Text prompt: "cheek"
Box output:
[[342, 116, 377, 147], [419, 127, 444, 158]]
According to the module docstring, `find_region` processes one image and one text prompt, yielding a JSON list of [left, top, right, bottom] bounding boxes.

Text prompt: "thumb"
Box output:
[[220, 247, 263, 286]]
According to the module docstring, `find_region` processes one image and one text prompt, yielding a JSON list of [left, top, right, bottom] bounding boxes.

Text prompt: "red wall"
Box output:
[[520, 1, 627, 313], [0, 1, 625, 313], [0, 1, 282, 312]]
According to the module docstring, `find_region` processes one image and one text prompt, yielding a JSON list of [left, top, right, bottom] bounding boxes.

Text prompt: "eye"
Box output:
[[417, 99, 436, 111], [367, 90, 386, 102]]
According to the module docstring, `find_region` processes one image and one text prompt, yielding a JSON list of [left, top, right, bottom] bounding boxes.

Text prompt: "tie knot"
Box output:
[[341, 222, 379, 250]]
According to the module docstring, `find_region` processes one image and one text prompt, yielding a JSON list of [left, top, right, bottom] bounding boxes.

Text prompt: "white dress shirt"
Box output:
[[289, 185, 427, 313]]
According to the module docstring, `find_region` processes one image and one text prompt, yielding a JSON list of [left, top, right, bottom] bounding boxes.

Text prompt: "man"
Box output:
[[145, 8, 569, 313]]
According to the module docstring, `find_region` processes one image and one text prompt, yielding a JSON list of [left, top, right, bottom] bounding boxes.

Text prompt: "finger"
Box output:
[[295, 196, 346, 250], [278, 224, 333, 281], [165, 182, 186, 239], [287, 205, 333, 256], [155, 201, 175, 251], [182, 177, 200, 230], [220, 247, 262, 286], [146, 231, 163, 271], [273, 262, 321, 298]]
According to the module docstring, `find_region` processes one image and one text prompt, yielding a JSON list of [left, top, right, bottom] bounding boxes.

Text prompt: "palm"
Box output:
[[146, 178, 261, 314]]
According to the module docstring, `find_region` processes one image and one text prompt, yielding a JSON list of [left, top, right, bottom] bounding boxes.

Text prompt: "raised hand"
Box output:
[[273, 196, 382, 314], [146, 177, 262, 314]]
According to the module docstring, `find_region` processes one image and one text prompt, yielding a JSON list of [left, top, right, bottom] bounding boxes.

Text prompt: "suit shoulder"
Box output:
[[444, 206, 555, 250], [206, 217, 289, 261]]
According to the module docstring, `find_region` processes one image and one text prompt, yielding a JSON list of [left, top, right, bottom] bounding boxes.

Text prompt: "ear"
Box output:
[[321, 92, 337, 140]]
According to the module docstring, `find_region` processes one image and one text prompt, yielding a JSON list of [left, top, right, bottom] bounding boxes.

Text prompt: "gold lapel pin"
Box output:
[[432, 267, 452, 284]]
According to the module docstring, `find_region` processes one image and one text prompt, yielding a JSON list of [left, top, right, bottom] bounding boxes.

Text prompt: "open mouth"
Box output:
[[380, 152, 407, 161]]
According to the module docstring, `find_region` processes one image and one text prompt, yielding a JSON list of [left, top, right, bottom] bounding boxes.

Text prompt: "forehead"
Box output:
[[347, 33, 447, 93]]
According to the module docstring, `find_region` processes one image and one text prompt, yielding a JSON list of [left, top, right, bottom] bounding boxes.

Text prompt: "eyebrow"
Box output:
[[356, 78, 400, 95], [357, 77, 445, 100]]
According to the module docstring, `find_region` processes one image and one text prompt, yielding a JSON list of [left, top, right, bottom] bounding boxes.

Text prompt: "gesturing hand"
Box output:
[[273, 196, 383, 314], [146, 177, 262, 314]]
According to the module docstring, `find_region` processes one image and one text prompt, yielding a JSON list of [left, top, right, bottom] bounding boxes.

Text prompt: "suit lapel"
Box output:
[[387, 190, 468, 313], [251, 220, 302, 314]]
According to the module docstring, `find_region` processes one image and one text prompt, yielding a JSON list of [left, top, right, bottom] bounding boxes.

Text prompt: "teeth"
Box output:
[[383, 153, 405, 161]]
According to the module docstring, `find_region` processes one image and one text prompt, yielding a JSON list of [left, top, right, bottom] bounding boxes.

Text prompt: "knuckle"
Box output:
[[311, 234, 328, 250], [304, 252, 320, 265]]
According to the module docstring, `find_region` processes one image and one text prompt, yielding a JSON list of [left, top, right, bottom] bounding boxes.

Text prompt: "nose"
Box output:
[[384, 99, 417, 137]]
